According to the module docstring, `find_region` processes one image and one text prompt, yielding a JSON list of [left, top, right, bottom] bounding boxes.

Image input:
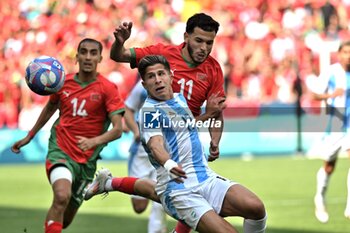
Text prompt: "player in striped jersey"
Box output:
[[310, 41, 350, 223], [86, 55, 267, 233], [11, 38, 125, 233], [139, 55, 266, 232]]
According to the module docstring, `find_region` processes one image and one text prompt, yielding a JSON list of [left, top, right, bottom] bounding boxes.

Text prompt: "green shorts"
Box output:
[[46, 146, 97, 209]]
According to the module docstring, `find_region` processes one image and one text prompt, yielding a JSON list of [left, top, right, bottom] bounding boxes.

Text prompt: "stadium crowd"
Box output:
[[1, 0, 350, 129]]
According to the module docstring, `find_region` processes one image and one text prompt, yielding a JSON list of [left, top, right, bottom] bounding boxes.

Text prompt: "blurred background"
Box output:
[[2, 1, 350, 232], [1, 0, 350, 162]]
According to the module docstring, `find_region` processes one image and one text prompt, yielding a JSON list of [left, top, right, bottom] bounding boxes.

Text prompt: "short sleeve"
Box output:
[[104, 82, 125, 115], [138, 105, 163, 144]]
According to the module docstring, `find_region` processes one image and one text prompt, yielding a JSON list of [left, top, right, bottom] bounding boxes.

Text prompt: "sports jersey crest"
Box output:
[[196, 73, 207, 81]]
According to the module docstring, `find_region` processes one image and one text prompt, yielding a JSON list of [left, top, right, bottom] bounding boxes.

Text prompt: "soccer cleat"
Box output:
[[84, 168, 112, 201], [314, 194, 329, 223]]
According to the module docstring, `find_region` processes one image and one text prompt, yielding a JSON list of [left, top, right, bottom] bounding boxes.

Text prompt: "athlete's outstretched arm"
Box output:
[[110, 22, 133, 62], [11, 99, 59, 153], [147, 135, 187, 182], [124, 106, 140, 141]]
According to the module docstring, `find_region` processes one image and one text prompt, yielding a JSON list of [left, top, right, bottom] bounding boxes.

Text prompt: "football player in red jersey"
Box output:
[[11, 38, 125, 233], [112, 12, 225, 163], [85, 13, 227, 233]]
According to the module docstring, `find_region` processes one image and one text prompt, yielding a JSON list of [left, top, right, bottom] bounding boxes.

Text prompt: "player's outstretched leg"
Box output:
[[84, 168, 158, 202]]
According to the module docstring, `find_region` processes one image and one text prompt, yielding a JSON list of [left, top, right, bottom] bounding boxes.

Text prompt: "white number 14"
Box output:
[[71, 98, 88, 117]]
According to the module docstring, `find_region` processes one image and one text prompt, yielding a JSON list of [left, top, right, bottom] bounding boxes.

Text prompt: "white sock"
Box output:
[[243, 215, 267, 233], [148, 202, 166, 233], [316, 167, 329, 198], [345, 169, 350, 212]]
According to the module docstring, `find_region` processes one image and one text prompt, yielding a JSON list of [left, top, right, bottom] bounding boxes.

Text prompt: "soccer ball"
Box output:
[[25, 56, 65, 95]]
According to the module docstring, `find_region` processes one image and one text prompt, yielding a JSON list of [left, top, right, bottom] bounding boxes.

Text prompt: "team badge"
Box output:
[[196, 73, 207, 81]]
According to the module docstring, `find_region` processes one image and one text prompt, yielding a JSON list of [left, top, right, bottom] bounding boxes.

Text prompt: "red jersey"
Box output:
[[131, 43, 225, 116], [49, 73, 125, 163]]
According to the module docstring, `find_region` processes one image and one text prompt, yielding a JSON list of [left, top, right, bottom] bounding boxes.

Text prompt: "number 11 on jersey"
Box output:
[[177, 78, 193, 100]]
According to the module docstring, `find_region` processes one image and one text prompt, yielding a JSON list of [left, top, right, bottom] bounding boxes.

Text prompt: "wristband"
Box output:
[[164, 159, 179, 179], [28, 130, 35, 139], [163, 159, 178, 172]]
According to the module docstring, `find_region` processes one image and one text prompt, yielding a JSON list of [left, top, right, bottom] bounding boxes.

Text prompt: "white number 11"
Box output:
[[177, 78, 193, 100]]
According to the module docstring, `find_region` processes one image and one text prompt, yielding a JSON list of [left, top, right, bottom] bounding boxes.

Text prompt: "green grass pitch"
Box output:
[[0, 156, 349, 233]]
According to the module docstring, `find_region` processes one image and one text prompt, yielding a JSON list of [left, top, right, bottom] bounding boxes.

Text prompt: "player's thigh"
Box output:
[[220, 184, 265, 220], [61, 161, 95, 228], [199, 175, 236, 214], [46, 151, 74, 201], [160, 191, 212, 230], [134, 178, 159, 202], [196, 210, 238, 233]]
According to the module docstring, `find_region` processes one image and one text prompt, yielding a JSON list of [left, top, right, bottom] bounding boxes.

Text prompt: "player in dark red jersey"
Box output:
[[85, 13, 226, 233], [11, 38, 125, 233]]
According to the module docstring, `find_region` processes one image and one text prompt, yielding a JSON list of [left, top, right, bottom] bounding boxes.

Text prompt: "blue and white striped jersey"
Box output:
[[139, 93, 214, 195], [311, 63, 350, 132]]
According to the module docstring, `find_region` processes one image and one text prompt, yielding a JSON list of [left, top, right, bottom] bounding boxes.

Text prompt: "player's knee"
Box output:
[[132, 202, 147, 213], [246, 198, 266, 220], [134, 205, 146, 214], [132, 199, 148, 213], [324, 165, 335, 174], [53, 190, 71, 208]]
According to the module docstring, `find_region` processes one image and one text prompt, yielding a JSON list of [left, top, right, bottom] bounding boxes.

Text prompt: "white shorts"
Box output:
[[160, 174, 236, 230], [128, 145, 156, 199], [315, 132, 350, 161]]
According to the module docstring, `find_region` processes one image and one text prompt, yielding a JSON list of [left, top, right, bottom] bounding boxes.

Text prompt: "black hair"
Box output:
[[77, 38, 103, 54], [138, 55, 171, 79], [338, 40, 350, 52], [186, 13, 220, 34]]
